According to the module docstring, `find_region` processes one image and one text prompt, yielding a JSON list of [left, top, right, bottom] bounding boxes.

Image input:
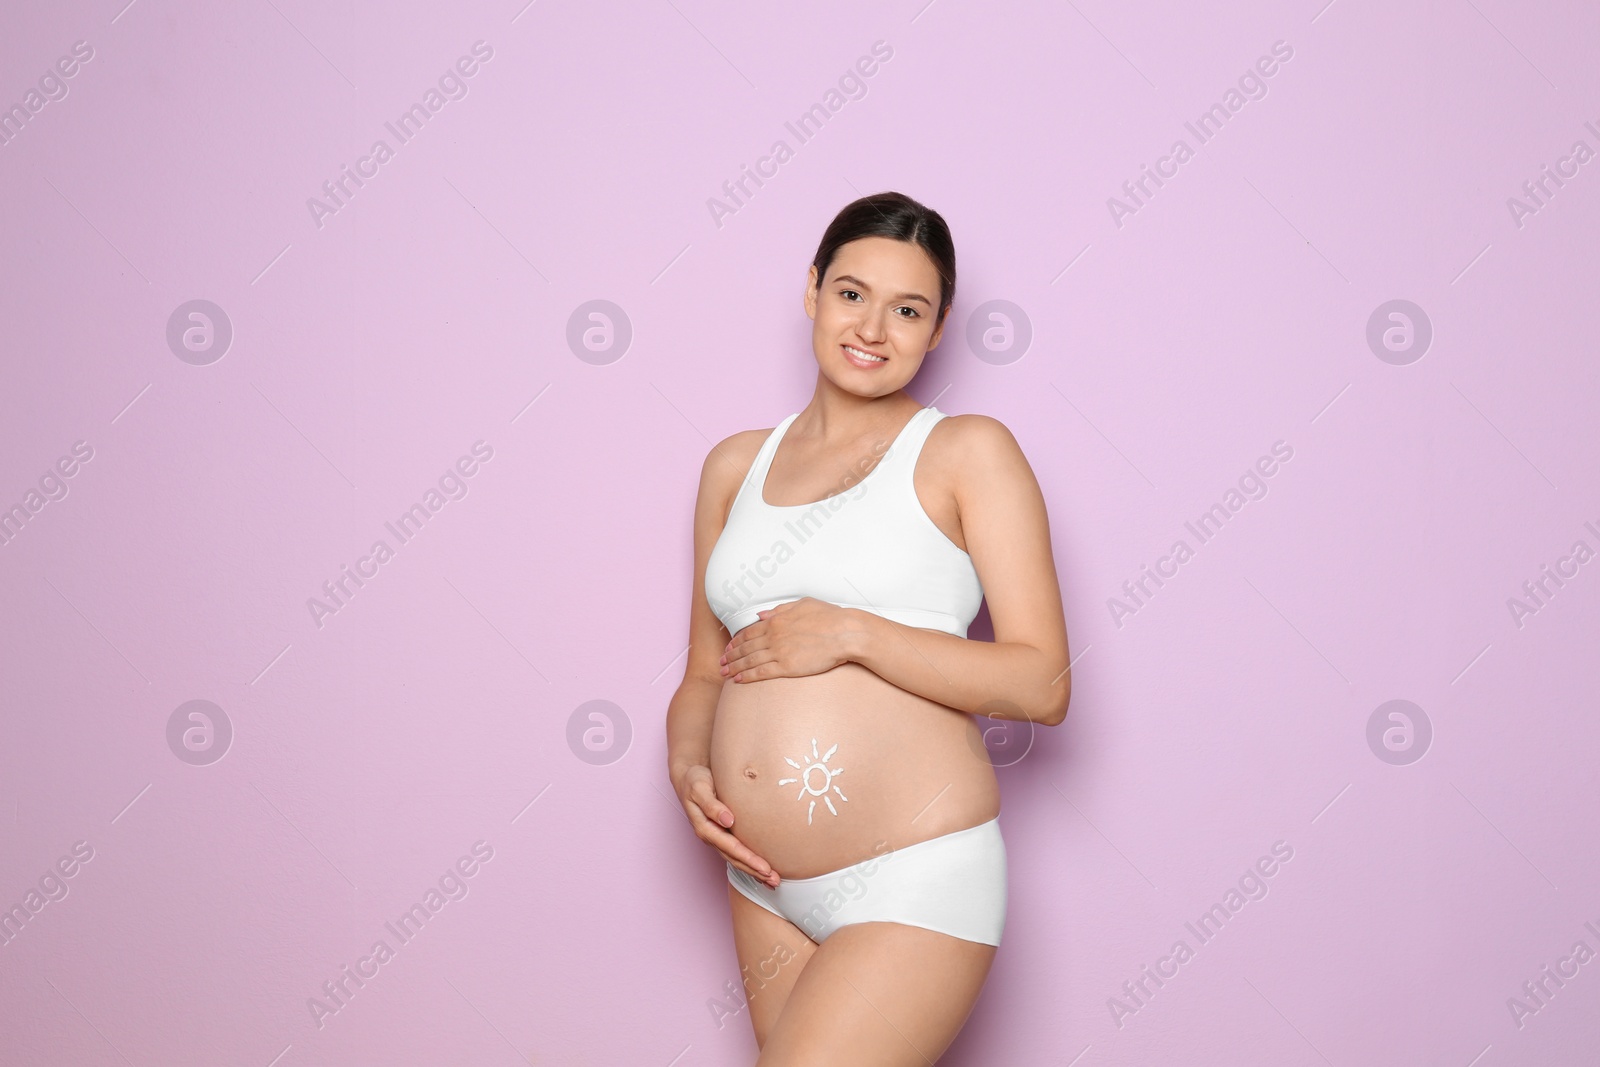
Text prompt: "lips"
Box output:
[[842, 344, 888, 368]]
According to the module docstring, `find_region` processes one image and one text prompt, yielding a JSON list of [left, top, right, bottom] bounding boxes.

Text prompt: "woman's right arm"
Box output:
[[665, 433, 778, 886]]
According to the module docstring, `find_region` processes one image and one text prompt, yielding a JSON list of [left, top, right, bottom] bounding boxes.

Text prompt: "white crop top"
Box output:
[[704, 406, 984, 638]]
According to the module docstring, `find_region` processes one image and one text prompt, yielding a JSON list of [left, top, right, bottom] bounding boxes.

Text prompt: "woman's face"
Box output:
[[804, 236, 947, 398]]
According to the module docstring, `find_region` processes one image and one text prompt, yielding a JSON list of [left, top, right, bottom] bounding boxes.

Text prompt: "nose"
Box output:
[[856, 307, 889, 343]]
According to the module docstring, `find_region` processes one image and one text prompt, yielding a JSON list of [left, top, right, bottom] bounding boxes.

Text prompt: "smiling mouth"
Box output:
[[843, 344, 888, 366]]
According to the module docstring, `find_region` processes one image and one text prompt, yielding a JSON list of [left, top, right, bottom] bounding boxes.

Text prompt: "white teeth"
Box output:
[[846, 346, 886, 362]]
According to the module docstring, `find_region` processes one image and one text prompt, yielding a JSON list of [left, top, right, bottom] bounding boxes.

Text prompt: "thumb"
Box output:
[[695, 775, 734, 827]]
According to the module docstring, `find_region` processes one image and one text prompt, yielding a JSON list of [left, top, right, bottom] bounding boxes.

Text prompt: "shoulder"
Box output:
[[696, 424, 776, 508], [924, 412, 1039, 497], [701, 425, 773, 480], [927, 412, 1029, 468]]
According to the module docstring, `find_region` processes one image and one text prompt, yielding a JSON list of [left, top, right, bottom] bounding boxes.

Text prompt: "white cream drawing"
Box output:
[[778, 737, 849, 825]]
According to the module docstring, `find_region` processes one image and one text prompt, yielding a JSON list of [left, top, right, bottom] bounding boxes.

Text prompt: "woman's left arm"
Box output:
[[720, 415, 1072, 726]]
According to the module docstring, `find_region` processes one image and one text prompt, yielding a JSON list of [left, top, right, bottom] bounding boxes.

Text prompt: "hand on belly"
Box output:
[[709, 666, 1000, 880]]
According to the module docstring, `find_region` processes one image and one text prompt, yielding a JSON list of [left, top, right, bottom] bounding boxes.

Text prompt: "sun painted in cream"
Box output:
[[779, 738, 848, 825]]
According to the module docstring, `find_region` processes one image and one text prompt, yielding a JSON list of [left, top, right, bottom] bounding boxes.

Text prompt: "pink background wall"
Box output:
[[3, 1, 1598, 1063]]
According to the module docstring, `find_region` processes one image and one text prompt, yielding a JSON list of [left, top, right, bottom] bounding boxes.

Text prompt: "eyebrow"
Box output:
[[830, 274, 933, 307]]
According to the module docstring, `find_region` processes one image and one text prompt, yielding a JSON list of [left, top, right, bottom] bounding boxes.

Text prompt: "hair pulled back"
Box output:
[[811, 191, 956, 328]]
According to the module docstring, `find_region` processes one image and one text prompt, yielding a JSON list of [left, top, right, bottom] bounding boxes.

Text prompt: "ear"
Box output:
[[926, 308, 949, 351], [803, 265, 819, 319]]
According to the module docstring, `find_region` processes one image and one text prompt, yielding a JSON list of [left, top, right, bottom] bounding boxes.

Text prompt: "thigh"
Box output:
[[755, 921, 998, 1066], [728, 883, 819, 1047]]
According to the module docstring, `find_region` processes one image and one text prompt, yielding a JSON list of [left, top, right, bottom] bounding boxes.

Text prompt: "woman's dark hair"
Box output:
[[811, 191, 956, 328]]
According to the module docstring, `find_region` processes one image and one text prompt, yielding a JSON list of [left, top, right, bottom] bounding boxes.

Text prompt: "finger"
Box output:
[[726, 854, 779, 886], [722, 837, 778, 883], [682, 799, 769, 870], [730, 654, 779, 682], [686, 801, 779, 885], [684, 774, 731, 824], [696, 818, 775, 881], [688, 779, 735, 828], [734, 632, 768, 654], [681, 778, 777, 883], [723, 643, 769, 675]]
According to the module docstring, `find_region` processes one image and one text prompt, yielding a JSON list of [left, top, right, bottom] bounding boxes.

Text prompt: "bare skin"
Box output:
[[666, 234, 1071, 1062]]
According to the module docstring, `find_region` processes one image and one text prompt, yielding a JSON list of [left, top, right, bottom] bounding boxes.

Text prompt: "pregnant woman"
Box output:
[[666, 191, 1071, 1064]]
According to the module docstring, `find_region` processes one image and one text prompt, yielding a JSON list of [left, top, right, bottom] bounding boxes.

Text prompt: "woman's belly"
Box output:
[[709, 662, 1000, 879]]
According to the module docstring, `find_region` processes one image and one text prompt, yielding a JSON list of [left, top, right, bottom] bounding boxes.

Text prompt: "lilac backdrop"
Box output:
[[3, 1, 1598, 1064]]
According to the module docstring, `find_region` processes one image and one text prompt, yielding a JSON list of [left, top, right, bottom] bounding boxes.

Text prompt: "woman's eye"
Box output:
[[838, 291, 917, 318]]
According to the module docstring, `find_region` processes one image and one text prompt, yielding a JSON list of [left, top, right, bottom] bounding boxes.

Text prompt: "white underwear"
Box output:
[[725, 816, 1007, 947]]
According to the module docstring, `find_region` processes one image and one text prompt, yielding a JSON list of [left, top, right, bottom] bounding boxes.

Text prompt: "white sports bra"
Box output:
[[704, 406, 984, 638]]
